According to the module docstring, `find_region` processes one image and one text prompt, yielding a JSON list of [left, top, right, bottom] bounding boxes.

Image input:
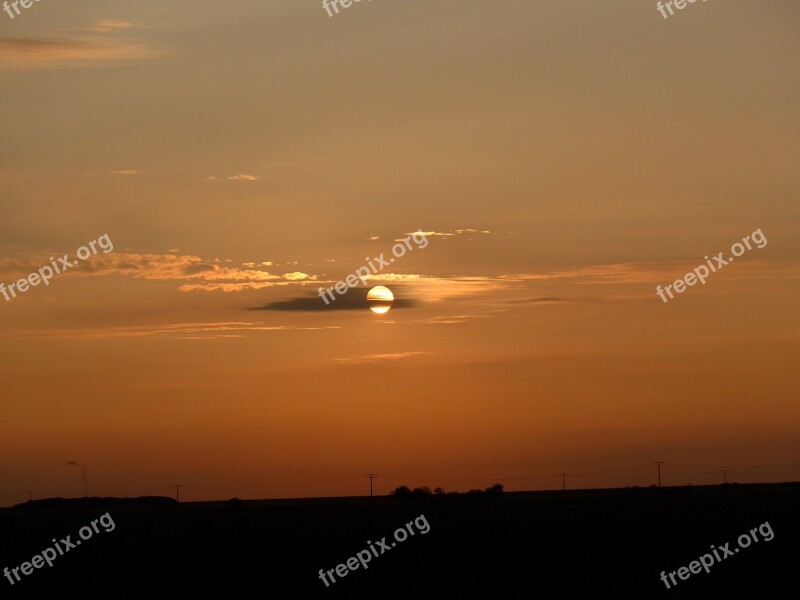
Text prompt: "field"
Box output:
[[1, 483, 797, 599]]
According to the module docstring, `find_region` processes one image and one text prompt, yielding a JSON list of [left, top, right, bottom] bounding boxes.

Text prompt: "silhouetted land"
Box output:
[[1, 483, 797, 599]]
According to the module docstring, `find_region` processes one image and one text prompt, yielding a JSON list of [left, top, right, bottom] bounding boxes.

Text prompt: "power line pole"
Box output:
[[174, 484, 182, 503], [559, 472, 567, 491], [654, 462, 665, 487], [26, 490, 32, 503], [66, 461, 89, 497], [722, 469, 728, 484], [365, 474, 377, 497]]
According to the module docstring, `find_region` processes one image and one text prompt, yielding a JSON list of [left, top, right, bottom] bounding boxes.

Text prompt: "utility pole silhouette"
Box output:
[[365, 474, 377, 497], [722, 469, 728, 484], [559, 473, 567, 491], [654, 462, 665, 487], [26, 490, 32, 503], [174, 484, 182, 503]]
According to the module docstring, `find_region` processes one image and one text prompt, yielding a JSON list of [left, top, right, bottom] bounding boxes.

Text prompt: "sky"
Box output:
[[1, 0, 799, 504]]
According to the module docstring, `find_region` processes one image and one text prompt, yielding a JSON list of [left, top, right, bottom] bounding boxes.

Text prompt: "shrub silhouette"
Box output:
[[390, 483, 504, 498]]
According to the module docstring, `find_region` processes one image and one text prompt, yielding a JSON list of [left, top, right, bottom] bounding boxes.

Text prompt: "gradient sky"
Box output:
[[1, 0, 799, 504]]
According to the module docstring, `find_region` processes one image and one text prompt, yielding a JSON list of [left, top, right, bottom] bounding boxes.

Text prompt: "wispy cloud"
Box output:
[[333, 351, 425, 364], [204, 174, 261, 182], [89, 19, 150, 33], [0, 322, 341, 340], [397, 229, 492, 241], [499, 261, 777, 285], [110, 169, 139, 176], [0, 251, 316, 293], [512, 297, 570, 304], [353, 260, 800, 304], [0, 17, 161, 70], [0, 38, 162, 70], [410, 315, 490, 325]]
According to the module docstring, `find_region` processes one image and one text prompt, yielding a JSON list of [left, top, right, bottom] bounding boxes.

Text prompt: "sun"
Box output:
[[367, 286, 394, 314]]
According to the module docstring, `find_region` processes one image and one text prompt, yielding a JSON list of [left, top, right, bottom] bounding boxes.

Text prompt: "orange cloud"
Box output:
[[0, 251, 315, 292], [0, 38, 162, 70]]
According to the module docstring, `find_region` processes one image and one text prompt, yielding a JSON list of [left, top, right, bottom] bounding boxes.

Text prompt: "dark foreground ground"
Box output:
[[0, 483, 797, 599]]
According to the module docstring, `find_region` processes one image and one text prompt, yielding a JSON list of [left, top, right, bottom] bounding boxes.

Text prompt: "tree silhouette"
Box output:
[[390, 485, 412, 498]]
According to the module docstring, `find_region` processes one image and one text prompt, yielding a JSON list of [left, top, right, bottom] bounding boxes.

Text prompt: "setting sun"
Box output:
[[367, 286, 394, 314]]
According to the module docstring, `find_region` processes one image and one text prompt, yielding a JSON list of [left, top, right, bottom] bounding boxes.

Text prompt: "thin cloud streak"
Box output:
[[0, 38, 163, 70], [88, 19, 150, 33], [333, 352, 426, 364], [0, 322, 341, 340]]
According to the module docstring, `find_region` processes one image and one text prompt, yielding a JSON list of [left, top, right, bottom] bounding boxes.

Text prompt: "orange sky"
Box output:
[[1, 1, 799, 504]]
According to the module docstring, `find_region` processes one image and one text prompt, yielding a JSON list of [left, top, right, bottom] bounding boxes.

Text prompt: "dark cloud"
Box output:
[[182, 263, 216, 275], [516, 297, 568, 304], [250, 287, 417, 312]]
